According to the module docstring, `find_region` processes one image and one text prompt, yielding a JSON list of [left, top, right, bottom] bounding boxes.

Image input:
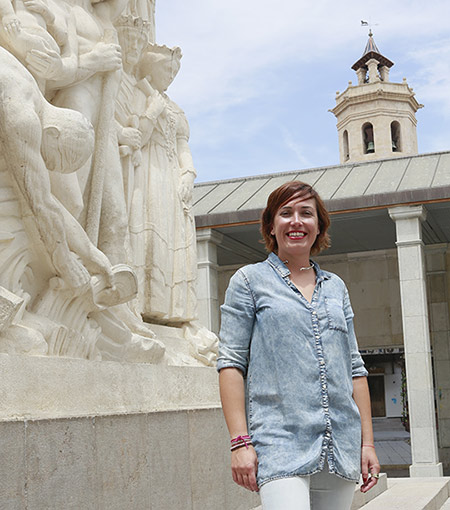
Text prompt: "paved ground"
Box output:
[[373, 417, 411, 476]]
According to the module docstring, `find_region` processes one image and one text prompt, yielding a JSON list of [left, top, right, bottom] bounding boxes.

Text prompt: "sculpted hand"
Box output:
[[89, 42, 122, 72], [179, 173, 194, 209], [119, 127, 141, 150], [2, 13, 21, 35], [81, 248, 115, 291], [145, 92, 166, 120], [26, 48, 62, 80], [231, 446, 259, 492], [23, 0, 54, 23], [52, 245, 91, 294], [360, 446, 380, 493]]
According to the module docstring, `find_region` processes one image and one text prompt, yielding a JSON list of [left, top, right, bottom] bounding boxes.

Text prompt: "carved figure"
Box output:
[[0, 0, 216, 365], [49, 1, 164, 360], [137, 44, 197, 323], [0, 0, 78, 93], [114, 14, 149, 307], [0, 46, 112, 291]]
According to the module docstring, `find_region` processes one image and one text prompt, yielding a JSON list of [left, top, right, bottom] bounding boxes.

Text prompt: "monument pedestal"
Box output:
[[0, 354, 259, 509]]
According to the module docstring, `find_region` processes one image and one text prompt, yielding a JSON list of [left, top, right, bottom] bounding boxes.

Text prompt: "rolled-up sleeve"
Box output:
[[343, 287, 368, 378], [217, 269, 256, 376]]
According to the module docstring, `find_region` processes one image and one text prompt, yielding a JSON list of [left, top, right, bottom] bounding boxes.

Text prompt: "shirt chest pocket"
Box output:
[[324, 297, 348, 333]]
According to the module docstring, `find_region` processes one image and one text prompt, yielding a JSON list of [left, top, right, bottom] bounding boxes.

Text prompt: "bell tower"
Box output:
[[330, 31, 423, 164]]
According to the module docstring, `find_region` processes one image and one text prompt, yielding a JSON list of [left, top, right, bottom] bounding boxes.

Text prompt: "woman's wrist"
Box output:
[[230, 434, 252, 451]]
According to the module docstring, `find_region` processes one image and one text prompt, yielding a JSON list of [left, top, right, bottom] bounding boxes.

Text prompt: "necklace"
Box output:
[[283, 260, 314, 271]]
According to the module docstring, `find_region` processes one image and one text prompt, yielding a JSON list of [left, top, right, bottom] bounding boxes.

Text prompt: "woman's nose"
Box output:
[[291, 212, 302, 225]]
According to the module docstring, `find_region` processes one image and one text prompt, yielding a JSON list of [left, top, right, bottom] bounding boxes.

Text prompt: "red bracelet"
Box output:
[[362, 444, 375, 448], [231, 435, 251, 444], [230, 435, 252, 451]]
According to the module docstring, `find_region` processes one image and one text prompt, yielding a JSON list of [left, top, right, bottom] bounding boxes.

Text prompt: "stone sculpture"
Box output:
[[0, 0, 217, 366]]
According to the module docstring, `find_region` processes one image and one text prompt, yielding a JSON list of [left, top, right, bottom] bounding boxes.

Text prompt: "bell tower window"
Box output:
[[391, 121, 401, 152], [343, 130, 349, 161], [362, 123, 375, 154]]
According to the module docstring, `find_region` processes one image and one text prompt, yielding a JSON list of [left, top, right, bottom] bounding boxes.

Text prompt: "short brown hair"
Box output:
[[261, 181, 331, 255]]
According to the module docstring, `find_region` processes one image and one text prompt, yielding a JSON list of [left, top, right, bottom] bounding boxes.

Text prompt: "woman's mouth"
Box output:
[[287, 232, 306, 239]]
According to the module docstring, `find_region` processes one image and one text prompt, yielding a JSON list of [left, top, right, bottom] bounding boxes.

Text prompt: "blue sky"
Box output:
[[156, 1, 450, 183]]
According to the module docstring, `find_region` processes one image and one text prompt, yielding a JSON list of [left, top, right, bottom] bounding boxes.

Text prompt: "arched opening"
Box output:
[[343, 130, 349, 161], [362, 123, 375, 154], [391, 121, 401, 152]]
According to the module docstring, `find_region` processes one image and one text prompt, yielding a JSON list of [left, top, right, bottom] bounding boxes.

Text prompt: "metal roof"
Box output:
[[351, 32, 394, 71], [194, 151, 450, 227]]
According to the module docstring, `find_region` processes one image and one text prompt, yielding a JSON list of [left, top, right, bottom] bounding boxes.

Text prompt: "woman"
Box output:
[[218, 181, 380, 509]]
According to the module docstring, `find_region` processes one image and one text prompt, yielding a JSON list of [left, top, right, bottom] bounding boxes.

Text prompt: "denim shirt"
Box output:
[[217, 252, 368, 486]]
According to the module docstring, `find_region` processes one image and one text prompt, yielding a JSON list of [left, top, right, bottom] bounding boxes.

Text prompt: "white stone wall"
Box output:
[[426, 245, 450, 466], [317, 250, 403, 350]]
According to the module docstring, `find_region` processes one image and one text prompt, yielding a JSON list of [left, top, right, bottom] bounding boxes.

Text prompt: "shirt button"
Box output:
[[312, 311, 317, 315]]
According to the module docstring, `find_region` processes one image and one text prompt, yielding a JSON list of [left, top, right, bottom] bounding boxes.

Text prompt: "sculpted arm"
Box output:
[[0, 103, 90, 290], [40, 8, 79, 88], [176, 113, 196, 207], [0, 78, 113, 289]]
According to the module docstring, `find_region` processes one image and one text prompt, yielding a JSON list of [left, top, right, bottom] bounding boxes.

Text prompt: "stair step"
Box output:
[[352, 473, 388, 509], [440, 497, 450, 509], [361, 477, 450, 510]]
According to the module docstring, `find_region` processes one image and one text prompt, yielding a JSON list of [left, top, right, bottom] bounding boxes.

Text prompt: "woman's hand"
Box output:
[[360, 445, 380, 493], [231, 445, 259, 492]]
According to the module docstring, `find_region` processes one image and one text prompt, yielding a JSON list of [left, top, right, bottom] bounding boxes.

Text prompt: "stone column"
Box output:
[[367, 58, 380, 83], [196, 229, 223, 334], [356, 68, 366, 85], [388, 205, 443, 476], [379, 65, 390, 82]]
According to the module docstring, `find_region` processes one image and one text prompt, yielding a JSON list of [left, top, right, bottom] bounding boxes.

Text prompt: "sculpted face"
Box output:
[[140, 50, 181, 92], [117, 28, 146, 69]]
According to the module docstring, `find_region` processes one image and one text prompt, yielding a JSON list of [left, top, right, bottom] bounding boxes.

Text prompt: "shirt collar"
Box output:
[[267, 252, 330, 283]]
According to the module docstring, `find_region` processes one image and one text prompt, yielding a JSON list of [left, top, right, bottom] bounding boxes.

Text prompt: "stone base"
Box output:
[[0, 353, 219, 420], [0, 354, 259, 510], [410, 462, 444, 477]]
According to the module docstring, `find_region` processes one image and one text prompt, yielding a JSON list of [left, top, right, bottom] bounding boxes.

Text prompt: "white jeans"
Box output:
[[259, 468, 355, 510]]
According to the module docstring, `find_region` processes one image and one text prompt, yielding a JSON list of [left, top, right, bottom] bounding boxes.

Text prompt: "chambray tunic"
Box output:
[[217, 253, 368, 487]]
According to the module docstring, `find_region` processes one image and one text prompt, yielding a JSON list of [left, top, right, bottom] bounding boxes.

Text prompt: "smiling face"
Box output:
[[270, 196, 320, 261]]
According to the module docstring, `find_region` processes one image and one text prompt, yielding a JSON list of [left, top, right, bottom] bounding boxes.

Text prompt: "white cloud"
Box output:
[[281, 127, 311, 168], [407, 38, 450, 116]]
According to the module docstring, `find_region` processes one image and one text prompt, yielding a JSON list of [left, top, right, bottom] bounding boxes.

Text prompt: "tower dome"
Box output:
[[330, 31, 423, 164]]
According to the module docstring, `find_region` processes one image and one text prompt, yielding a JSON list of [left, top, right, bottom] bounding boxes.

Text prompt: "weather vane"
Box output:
[[360, 19, 379, 36]]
